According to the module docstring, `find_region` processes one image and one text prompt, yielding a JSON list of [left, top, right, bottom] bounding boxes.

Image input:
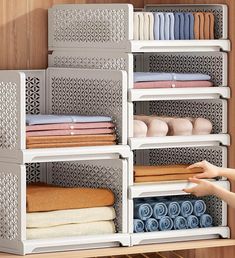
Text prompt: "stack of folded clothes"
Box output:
[[133, 12, 214, 40], [133, 72, 213, 89], [134, 164, 203, 183], [134, 115, 213, 137], [26, 183, 116, 239], [134, 197, 213, 233], [26, 114, 117, 148]]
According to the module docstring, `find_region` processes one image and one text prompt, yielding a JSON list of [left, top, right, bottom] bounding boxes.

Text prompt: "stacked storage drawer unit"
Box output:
[[0, 3, 231, 255]]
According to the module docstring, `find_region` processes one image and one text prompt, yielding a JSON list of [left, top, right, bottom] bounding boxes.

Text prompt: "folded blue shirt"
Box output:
[[154, 13, 165, 40], [184, 13, 194, 40], [174, 13, 185, 40], [26, 114, 112, 125], [134, 72, 211, 82]]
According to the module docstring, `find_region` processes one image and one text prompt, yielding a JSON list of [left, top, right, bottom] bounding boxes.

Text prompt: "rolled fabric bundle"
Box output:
[[184, 13, 195, 40], [147, 119, 168, 137], [174, 13, 185, 40], [190, 117, 213, 135], [145, 218, 159, 232], [167, 118, 193, 136], [174, 216, 188, 230], [200, 214, 213, 228], [194, 12, 205, 39], [187, 215, 199, 229], [133, 219, 145, 233], [180, 200, 194, 218], [154, 13, 165, 40], [143, 12, 154, 40], [150, 201, 168, 219], [159, 216, 174, 231], [204, 13, 215, 39], [133, 120, 148, 137], [167, 201, 181, 219], [191, 199, 207, 217], [164, 13, 175, 40], [134, 202, 153, 221]]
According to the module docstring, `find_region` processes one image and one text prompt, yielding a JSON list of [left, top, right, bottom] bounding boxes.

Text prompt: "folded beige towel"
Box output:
[[143, 12, 154, 40], [27, 207, 116, 228], [27, 221, 116, 240]]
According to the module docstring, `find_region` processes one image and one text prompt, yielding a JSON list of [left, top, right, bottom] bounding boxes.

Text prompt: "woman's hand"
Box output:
[[187, 160, 220, 179], [183, 177, 215, 197]]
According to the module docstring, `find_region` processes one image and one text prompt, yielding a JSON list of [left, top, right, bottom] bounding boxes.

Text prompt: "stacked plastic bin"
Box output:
[[0, 3, 231, 255]]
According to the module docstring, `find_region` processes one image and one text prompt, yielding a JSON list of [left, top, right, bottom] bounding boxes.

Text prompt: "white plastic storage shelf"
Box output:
[[0, 69, 128, 164], [129, 99, 229, 149], [0, 159, 129, 255], [48, 4, 230, 52], [133, 146, 227, 184], [129, 180, 230, 246]]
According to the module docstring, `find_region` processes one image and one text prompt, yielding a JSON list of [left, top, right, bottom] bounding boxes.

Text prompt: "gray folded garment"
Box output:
[[26, 114, 112, 125], [134, 72, 211, 82]]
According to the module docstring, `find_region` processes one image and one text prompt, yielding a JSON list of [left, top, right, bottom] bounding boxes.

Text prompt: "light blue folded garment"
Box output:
[[145, 218, 159, 232], [134, 203, 153, 221], [154, 13, 165, 40], [174, 216, 188, 230], [159, 216, 174, 231], [187, 215, 199, 229], [180, 200, 194, 218], [174, 13, 185, 40], [26, 114, 112, 125], [184, 13, 194, 40], [200, 214, 213, 228], [133, 219, 145, 233], [134, 72, 211, 82], [192, 200, 206, 217], [167, 201, 181, 219], [164, 13, 175, 40], [150, 202, 168, 219]]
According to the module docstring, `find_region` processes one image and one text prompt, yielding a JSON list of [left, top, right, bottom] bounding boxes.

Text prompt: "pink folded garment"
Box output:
[[134, 80, 213, 89], [26, 122, 115, 132], [26, 128, 114, 137]]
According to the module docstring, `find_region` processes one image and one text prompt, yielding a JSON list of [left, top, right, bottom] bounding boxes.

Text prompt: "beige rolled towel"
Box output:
[[147, 119, 168, 137], [168, 118, 193, 136], [133, 120, 148, 137], [188, 117, 213, 135], [27, 221, 116, 240], [27, 207, 116, 228], [134, 115, 168, 137]]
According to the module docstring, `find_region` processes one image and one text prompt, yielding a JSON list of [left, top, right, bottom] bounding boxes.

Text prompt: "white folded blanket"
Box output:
[[27, 221, 116, 240], [27, 207, 116, 228]]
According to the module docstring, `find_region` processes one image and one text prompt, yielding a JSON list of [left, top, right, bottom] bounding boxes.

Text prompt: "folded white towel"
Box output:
[[27, 221, 116, 240], [143, 12, 154, 40], [134, 12, 144, 40], [27, 207, 116, 228]]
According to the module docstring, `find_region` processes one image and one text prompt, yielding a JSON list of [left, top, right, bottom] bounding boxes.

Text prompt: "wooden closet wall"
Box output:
[[0, 0, 234, 257]]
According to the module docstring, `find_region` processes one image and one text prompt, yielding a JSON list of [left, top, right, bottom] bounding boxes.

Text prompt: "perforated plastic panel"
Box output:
[[46, 68, 127, 144], [23, 70, 46, 115], [135, 99, 227, 134], [145, 4, 227, 39], [144, 52, 227, 86], [134, 146, 226, 168], [47, 159, 126, 233], [0, 71, 25, 151], [48, 4, 133, 50]]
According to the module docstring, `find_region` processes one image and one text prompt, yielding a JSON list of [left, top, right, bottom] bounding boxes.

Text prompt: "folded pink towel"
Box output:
[[26, 122, 115, 132], [134, 81, 213, 89], [26, 128, 114, 137]]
